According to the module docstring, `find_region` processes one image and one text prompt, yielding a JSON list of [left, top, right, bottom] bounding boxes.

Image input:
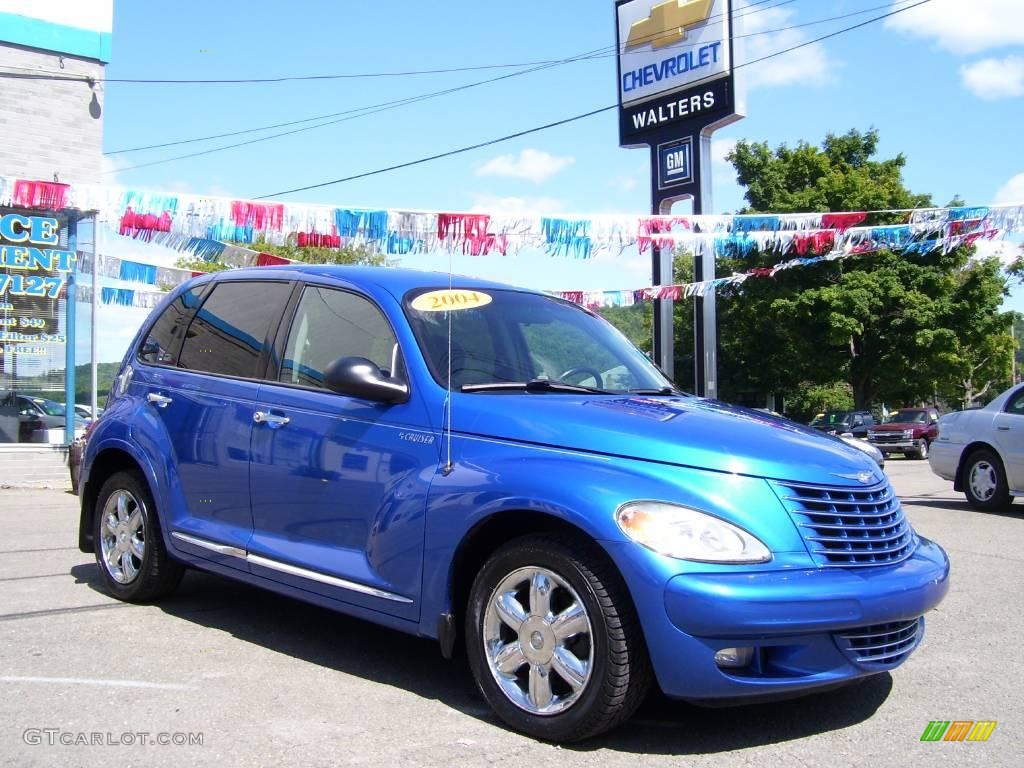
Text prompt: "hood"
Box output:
[[454, 394, 882, 486], [870, 422, 917, 432]]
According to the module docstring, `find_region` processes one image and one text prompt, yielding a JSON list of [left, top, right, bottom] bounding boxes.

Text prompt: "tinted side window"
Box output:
[[280, 287, 397, 389], [1006, 390, 1024, 415], [179, 282, 290, 379], [138, 286, 203, 365]]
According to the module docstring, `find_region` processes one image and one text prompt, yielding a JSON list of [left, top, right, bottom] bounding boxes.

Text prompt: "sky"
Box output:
[[80, 0, 1024, 362]]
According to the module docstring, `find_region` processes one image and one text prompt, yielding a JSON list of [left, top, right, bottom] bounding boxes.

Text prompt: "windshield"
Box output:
[[810, 412, 851, 427], [404, 288, 674, 393], [31, 399, 66, 416], [892, 410, 927, 423]]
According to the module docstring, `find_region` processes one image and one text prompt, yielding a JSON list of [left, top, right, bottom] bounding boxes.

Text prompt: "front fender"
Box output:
[[417, 434, 806, 636]]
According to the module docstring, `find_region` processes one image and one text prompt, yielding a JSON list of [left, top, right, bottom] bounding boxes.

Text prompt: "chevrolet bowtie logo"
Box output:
[[626, 0, 714, 50]]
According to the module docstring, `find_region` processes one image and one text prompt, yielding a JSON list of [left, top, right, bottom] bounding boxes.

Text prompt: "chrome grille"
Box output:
[[870, 433, 909, 444], [772, 478, 916, 567], [834, 618, 922, 667]]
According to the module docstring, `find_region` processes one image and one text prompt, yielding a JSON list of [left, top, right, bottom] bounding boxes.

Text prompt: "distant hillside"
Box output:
[[75, 362, 120, 404]]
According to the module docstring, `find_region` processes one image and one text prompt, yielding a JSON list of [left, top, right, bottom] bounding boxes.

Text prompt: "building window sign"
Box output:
[[657, 137, 694, 190], [617, 0, 731, 106], [0, 212, 74, 365]]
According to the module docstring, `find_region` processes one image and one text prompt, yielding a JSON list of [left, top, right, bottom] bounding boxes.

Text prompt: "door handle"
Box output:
[[146, 393, 172, 408], [253, 411, 290, 428], [998, 425, 1011, 431]]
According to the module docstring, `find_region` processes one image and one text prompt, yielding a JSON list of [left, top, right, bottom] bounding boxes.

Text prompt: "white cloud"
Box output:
[[100, 154, 130, 183], [961, 55, 1024, 99], [994, 172, 1024, 204], [739, 7, 835, 89], [884, 0, 1024, 55], [469, 194, 565, 215], [972, 238, 1015, 268], [711, 138, 737, 167], [475, 149, 575, 184]]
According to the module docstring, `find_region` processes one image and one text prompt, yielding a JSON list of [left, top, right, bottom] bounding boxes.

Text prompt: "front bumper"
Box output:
[[605, 536, 949, 702]]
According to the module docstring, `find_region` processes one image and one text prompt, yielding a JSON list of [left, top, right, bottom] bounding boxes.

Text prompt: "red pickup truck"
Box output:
[[866, 407, 940, 459]]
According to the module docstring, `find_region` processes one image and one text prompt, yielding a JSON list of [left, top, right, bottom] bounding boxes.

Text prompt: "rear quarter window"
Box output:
[[177, 281, 291, 379]]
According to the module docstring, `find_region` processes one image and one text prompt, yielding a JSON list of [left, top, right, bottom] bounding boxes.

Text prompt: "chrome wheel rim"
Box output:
[[969, 461, 997, 501], [99, 490, 146, 584], [482, 566, 593, 716]]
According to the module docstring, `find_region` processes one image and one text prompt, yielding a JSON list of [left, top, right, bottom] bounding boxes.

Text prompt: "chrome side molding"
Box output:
[[171, 531, 247, 559], [170, 532, 413, 604]]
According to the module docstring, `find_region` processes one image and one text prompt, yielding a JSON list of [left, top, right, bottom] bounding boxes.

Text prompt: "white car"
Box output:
[[928, 384, 1024, 510]]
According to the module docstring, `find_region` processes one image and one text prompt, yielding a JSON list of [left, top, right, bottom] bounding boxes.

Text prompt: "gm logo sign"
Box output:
[[657, 137, 693, 190]]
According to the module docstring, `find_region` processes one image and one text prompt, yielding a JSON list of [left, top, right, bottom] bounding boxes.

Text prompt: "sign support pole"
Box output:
[[651, 197, 674, 379], [693, 131, 717, 399], [63, 216, 77, 445]]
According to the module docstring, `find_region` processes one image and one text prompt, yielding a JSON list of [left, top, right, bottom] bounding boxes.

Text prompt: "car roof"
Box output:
[[208, 265, 525, 298]]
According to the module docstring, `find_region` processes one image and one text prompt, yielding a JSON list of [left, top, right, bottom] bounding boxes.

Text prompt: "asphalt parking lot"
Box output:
[[0, 457, 1020, 767]]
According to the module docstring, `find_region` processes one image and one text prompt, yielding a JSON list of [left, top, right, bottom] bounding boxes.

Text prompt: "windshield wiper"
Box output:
[[626, 387, 681, 396], [461, 379, 612, 394]]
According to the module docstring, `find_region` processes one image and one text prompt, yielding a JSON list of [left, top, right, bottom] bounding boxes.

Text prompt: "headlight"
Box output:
[[615, 501, 772, 563], [902, 429, 914, 438]]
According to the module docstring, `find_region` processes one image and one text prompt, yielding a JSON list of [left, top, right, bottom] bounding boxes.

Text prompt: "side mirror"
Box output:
[[323, 357, 409, 404]]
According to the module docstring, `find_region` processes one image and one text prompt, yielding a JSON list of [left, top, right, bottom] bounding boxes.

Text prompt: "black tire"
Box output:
[[962, 449, 1011, 511], [93, 470, 184, 602], [916, 439, 929, 460], [465, 533, 651, 742]]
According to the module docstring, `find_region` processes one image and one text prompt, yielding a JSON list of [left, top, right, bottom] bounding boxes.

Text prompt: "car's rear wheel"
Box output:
[[93, 470, 184, 602], [963, 449, 1011, 511], [465, 534, 650, 742]]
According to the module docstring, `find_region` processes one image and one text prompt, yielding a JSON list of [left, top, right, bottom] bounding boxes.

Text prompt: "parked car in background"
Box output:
[[78, 266, 949, 741], [13, 396, 86, 441], [868, 407, 940, 460], [929, 385, 1024, 510], [72, 404, 103, 422], [809, 410, 875, 438]]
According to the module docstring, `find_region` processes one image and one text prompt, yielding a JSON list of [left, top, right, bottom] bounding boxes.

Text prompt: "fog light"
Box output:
[[714, 647, 754, 669]]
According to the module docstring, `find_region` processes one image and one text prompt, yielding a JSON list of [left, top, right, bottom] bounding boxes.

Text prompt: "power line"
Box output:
[[103, 46, 614, 174], [104, 0, 902, 160], [254, 0, 934, 200], [3, 0, 793, 86]]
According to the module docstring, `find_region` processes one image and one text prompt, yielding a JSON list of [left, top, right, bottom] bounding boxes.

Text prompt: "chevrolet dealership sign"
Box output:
[[617, 0, 732, 106]]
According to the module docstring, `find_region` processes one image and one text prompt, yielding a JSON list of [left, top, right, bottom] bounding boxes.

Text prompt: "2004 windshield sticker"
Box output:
[[411, 290, 493, 312], [0, 214, 75, 299]]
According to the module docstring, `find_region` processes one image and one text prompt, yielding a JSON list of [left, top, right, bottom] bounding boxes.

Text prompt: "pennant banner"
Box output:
[[2, 176, 1022, 310]]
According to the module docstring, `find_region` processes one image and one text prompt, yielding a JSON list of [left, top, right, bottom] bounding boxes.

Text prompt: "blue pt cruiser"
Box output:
[[78, 266, 949, 741]]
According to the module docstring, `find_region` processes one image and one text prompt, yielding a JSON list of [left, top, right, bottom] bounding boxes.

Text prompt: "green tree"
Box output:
[[174, 235, 386, 275], [599, 304, 652, 352], [698, 127, 1013, 411], [238, 236, 385, 266]]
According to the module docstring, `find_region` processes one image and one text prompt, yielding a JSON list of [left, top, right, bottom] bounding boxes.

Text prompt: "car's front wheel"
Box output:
[[93, 470, 184, 602], [465, 534, 650, 742], [916, 439, 929, 460], [963, 449, 1011, 511]]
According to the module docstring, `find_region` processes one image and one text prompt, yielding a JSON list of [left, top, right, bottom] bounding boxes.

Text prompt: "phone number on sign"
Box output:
[[0, 274, 64, 298]]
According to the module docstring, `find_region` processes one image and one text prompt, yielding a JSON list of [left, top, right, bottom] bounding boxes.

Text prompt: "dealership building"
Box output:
[[0, 1, 111, 463]]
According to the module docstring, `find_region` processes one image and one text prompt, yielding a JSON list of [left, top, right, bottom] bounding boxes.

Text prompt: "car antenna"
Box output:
[[442, 252, 455, 476]]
